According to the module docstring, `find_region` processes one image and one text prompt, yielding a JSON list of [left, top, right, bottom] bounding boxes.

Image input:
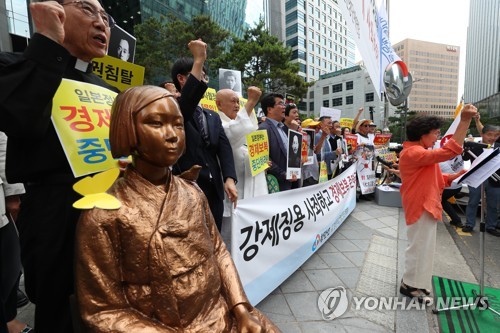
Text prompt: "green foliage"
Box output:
[[133, 17, 169, 84], [133, 17, 311, 101], [134, 15, 229, 85]]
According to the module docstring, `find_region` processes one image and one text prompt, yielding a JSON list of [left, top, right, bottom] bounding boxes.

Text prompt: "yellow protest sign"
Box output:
[[340, 118, 353, 129], [200, 87, 248, 113], [51, 79, 120, 177], [92, 55, 144, 91], [246, 130, 270, 176]]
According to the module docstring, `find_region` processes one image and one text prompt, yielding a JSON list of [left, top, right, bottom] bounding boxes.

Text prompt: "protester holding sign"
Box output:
[[398, 105, 477, 305], [0, 1, 119, 331], [216, 86, 268, 216]]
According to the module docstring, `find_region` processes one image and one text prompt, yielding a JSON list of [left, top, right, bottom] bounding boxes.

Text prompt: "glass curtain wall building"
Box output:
[[102, 0, 248, 39], [1, 0, 30, 52], [464, 0, 500, 105], [270, 0, 356, 115]]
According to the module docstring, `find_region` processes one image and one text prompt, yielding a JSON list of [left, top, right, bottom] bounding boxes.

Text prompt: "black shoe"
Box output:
[[462, 226, 473, 232], [400, 281, 432, 305], [486, 229, 500, 237], [17, 288, 29, 308], [450, 220, 464, 228]]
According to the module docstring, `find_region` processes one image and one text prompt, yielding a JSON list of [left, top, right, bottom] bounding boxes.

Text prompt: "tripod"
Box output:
[[433, 149, 500, 316]]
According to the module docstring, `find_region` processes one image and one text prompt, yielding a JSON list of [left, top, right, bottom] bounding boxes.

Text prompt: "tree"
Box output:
[[133, 17, 169, 84], [214, 20, 312, 101], [134, 15, 230, 84], [162, 14, 230, 80]]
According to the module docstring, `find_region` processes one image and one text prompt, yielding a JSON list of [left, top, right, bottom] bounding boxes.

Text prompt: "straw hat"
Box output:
[[355, 119, 371, 133], [301, 118, 320, 128]]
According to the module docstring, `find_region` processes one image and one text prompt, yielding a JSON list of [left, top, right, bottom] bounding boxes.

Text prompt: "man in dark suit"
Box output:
[[170, 41, 237, 231], [258, 93, 297, 191]]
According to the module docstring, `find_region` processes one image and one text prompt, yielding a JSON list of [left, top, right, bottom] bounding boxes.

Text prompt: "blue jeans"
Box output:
[[465, 182, 500, 230]]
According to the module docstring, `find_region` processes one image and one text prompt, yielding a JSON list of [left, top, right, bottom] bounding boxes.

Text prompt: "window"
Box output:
[[323, 86, 329, 94], [365, 92, 374, 102], [346, 81, 353, 90], [286, 25, 298, 36], [286, 36, 298, 47], [309, 102, 315, 112], [285, 0, 297, 11], [346, 96, 353, 104], [286, 12, 298, 24], [323, 100, 329, 107], [309, 91, 314, 98], [332, 98, 342, 106], [332, 83, 342, 93]]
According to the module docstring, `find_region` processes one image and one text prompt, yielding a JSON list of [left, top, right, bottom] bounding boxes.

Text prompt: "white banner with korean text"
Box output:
[[231, 164, 357, 305]]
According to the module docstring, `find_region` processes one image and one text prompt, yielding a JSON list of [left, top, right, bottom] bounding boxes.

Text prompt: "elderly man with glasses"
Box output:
[[0, 1, 118, 332]]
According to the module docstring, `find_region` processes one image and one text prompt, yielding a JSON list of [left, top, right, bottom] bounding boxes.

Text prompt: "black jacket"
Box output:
[[173, 75, 237, 201], [0, 33, 119, 183]]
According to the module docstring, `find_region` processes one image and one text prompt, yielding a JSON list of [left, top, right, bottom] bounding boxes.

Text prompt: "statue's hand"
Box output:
[[234, 304, 263, 333]]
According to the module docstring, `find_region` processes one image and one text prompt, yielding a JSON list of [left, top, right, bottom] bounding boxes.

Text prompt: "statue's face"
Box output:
[[134, 98, 185, 167]]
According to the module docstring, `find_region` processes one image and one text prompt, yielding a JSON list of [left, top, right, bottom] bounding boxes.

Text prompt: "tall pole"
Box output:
[[382, 0, 390, 133]]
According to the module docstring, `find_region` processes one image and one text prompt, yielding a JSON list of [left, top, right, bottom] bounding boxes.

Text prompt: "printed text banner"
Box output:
[[246, 130, 270, 177], [92, 55, 145, 91], [231, 165, 357, 305], [51, 79, 118, 177]]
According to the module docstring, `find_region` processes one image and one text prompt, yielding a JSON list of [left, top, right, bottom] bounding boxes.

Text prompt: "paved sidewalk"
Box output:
[[15, 200, 484, 332], [256, 200, 478, 333]]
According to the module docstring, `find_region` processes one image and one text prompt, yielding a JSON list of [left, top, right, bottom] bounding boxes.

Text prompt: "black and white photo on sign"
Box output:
[[219, 69, 242, 97], [108, 25, 137, 63], [303, 129, 316, 165], [287, 129, 302, 179]]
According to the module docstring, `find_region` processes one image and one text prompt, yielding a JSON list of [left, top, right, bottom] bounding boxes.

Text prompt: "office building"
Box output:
[[1, 0, 30, 52], [270, 0, 356, 116], [464, 0, 500, 119], [464, 0, 500, 104], [393, 38, 460, 118], [311, 65, 393, 127], [102, 0, 248, 38]]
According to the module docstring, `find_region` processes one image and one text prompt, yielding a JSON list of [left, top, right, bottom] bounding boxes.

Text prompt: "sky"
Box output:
[[380, 0, 470, 99]]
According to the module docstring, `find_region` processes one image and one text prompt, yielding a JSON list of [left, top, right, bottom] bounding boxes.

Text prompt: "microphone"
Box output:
[[376, 156, 394, 168]]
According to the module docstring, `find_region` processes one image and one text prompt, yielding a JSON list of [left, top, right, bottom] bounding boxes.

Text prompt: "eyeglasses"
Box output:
[[61, 1, 115, 29], [361, 124, 370, 127], [275, 101, 285, 107]]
